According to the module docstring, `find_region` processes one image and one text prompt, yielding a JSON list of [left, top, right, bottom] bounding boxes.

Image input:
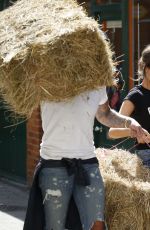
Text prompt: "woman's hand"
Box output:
[[129, 119, 150, 144], [136, 129, 150, 144], [128, 118, 150, 145]]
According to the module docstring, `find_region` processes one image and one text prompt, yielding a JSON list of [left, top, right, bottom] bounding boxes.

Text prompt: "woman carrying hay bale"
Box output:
[[24, 85, 150, 229], [24, 87, 150, 230], [2, 0, 149, 229], [109, 45, 150, 168]]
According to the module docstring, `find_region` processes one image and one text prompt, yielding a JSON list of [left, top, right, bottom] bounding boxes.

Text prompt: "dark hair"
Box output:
[[138, 45, 150, 78], [112, 68, 125, 90]]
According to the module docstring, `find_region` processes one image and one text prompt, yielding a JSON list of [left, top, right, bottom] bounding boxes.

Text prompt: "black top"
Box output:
[[124, 85, 150, 150]]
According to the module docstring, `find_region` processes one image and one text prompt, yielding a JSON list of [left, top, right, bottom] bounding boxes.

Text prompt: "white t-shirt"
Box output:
[[40, 87, 108, 160]]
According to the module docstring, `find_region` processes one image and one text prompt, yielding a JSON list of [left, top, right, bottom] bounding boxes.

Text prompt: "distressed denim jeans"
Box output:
[[39, 163, 105, 230]]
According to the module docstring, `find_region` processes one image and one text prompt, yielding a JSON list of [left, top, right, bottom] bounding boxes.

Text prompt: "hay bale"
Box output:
[[96, 148, 150, 230], [0, 0, 113, 117]]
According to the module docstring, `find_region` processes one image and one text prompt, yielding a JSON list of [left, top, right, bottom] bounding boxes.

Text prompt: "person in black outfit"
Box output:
[[107, 69, 125, 112], [108, 45, 150, 167]]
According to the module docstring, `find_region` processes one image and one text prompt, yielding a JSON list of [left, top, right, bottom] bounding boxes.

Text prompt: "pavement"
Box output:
[[0, 177, 29, 230]]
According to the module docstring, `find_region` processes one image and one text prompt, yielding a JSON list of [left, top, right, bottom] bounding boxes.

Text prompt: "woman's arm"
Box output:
[[96, 100, 150, 143], [96, 100, 134, 129], [108, 100, 135, 139]]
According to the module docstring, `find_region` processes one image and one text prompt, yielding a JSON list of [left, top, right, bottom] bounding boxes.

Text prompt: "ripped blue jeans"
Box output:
[[39, 163, 105, 230]]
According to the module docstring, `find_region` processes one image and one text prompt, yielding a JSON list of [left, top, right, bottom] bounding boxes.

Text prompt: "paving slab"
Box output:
[[0, 177, 29, 230]]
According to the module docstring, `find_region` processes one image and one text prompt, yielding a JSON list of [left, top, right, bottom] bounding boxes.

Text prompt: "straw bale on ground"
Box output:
[[0, 0, 113, 117], [96, 148, 150, 230]]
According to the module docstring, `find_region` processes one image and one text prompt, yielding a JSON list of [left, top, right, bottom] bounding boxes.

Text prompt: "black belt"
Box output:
[[40, 157, 98, 186]]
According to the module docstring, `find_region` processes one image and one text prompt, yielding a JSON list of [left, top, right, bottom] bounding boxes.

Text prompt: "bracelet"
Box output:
[[124, 119, 130, 128]]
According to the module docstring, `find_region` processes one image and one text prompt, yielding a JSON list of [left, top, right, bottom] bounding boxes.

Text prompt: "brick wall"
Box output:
[[26, 108, 43, 184]]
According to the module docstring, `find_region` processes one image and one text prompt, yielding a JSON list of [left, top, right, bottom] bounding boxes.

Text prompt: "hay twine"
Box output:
[[96, 148, 150, 230], [0, 0, 114, 117]]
